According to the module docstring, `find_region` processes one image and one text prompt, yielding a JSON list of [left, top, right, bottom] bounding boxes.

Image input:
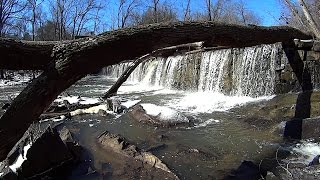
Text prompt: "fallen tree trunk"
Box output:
[[0, 22, 311, 161], [0, 22, 311, 70], [102, 42, 203, 98]]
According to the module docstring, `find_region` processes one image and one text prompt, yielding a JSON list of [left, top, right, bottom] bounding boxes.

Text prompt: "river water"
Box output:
[[0, 75, 284, 179], [3, 42, 319, 179]]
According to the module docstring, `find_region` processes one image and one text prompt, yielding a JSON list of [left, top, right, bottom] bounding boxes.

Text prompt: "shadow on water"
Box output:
[[283, 44, 313, 140]]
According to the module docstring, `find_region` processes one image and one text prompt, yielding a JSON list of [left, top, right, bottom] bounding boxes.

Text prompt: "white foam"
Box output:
[[121, 100, 141, 109], [118, 83, 164, 94], [54, 96, 79, 104], [9, 143, 32, 173], [167, 92, 274, 113], [292, 141, 320, 164], [0, 75, 32, 87], [54, 96, 101, 106], [40, 115, 66, 123], [79, 97, 101, 105], [151, 89, 181, 95], [70, 104, 109, 116], [140, 103, 188, 123], [0, 172, 3, 176], [194, 119, 220, 128]]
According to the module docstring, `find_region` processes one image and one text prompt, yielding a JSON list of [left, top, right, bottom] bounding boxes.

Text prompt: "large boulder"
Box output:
[[97, 131, 179, 179], [0, 123, 79, 179]]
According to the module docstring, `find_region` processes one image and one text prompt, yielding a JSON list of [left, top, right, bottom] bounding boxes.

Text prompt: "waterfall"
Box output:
[[102, 43, 284, 97]]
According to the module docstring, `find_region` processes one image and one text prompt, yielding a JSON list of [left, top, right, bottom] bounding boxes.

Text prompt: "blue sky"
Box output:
[[41, 0, 284, 32], [241, 0, 283, 26], [98, 0, 284, 30], [168, 0, 283, 26]]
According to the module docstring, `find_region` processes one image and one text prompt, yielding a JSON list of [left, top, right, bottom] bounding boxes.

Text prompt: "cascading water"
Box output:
[[103, 43, 284, 97]]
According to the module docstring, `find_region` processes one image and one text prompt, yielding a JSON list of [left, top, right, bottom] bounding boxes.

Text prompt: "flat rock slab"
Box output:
[[97, 131, 179, 179]]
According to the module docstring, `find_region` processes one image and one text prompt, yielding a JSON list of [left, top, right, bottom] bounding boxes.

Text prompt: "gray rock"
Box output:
[[128, 104, 190, 127], [97, 131, 179, 179], [0, 123, 74, 179]]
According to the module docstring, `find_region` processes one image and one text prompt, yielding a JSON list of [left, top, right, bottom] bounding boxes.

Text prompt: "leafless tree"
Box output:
[[151, 0, 161, 23], [205, 0, 224, 21], [196, 0, 260, 25], [282, 0, 306, 29], [26, 0, 44, 41], [117, 0, 139, 28], [138, 4, 177, 25], [206, 0, 212, 21], [281, 0, 320, 38], [235, 0, 261, 25], [132, 0, 177, 25], [183, 0, 191, 21], [0, 0, 27, 37], [298, 0, 320, 38], [69, 0, 103, 38]]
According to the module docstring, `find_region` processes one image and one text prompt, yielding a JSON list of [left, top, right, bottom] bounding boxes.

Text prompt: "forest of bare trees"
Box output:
[[280, 0, 320, 38], [0, 0, 267, 41], [0, 0, 319, 79], [1, 0, 319, 40]]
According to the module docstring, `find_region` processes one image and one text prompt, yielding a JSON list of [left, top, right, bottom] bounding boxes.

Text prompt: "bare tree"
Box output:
[[235, 0, 261, 25], [205, 0, 224, 21], [0, 0, 26, 79], [135, 1, 177, 25], [151, 0, 161, 23], [0, 0, 26, 37], [70, 0, 102, 38], [298, 0, 320, 38], [281, 0, 320, 38], [206, 0, 212, 21], [282, 0, 306, 28], [183, 0, 191, 21], [26, 0, 44, 41], [117, 0, 139, 28]]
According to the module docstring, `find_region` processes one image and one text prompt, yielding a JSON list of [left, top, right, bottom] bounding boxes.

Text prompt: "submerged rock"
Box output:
[[97, 131, 179, 179], [224, 161, 267, 180], [128, 104, 190, 127]]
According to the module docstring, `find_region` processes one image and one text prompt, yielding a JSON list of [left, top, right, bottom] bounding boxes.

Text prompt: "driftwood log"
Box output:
[[0, 21, 311, 161]]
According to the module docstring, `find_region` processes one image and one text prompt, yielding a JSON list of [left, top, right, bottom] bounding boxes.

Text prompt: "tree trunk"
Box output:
[[0, 22, 311, 161], [298, 0, 320, 39], [0, 22, 311, 71], [283, 0, 306, 28]]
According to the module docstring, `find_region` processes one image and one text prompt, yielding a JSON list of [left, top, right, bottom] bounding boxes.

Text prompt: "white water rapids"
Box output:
[[102, 43, 283, 112]]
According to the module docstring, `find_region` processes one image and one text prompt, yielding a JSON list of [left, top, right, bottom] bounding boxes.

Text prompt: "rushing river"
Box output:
[[0, 75, 283, 179], [2, 42, 320, 179]]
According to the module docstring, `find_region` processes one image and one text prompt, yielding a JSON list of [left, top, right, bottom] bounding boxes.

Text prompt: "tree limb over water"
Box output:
[[0, 21, 311, 161]]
